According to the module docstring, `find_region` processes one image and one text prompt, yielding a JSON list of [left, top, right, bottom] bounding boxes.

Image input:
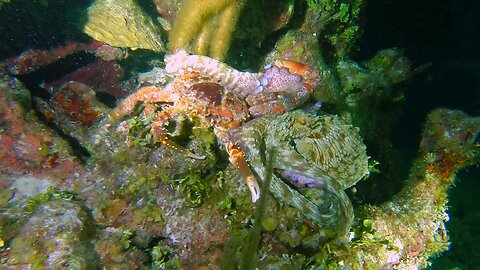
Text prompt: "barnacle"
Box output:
[[233, 110, 369, 240]]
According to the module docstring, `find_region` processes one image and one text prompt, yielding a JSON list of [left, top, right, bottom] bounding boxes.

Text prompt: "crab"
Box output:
[[109, 50, 319, 202]]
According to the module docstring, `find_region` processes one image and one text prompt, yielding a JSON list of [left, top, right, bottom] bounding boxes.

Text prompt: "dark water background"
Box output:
[[358, 0, 480, 268]]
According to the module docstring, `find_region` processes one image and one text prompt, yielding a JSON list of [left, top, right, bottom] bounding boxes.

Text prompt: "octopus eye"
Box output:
[[189, 82, 223, 105]]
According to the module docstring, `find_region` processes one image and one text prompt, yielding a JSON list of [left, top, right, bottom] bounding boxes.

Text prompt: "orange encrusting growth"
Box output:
[[51, 82, 104, 126], [426, 152, 468, 180]]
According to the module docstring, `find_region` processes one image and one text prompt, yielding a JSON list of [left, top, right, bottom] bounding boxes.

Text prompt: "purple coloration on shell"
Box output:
[[276, 169, 326, 188], [261, 66, 303, 93]]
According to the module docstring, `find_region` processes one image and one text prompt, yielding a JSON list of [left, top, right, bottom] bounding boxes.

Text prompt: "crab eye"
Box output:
[[189, 82, 223, 105]]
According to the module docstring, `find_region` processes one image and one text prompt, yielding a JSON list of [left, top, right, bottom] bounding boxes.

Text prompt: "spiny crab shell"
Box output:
[[232, 109, 369, 240]]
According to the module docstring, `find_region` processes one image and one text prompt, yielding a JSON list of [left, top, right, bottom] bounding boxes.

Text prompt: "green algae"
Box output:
[[171, 172, 214, 207], [0, 186, 13, 207], [151, 245, 179, 270], [2, 196, 100, 269], [23, 187, 77, 214], [306, 0, 364, 61], [133, 205, 164, 224], [124, 111, 159, 148]]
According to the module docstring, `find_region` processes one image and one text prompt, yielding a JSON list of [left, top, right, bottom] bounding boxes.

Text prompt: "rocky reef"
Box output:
[[0, 0, 478, 269]]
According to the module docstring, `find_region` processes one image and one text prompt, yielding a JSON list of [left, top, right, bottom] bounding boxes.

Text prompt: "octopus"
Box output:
[[232, 110, 369, 240], [110, 49, 319, 203]]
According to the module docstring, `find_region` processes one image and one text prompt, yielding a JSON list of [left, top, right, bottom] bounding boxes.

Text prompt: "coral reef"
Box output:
[[312, 109, 479, 269], [1, 40, 127, 147], [3, 60, 473, 267], [0, 68, 82, 180], [2, 197, 98, 268], [168, 0, 246, 60], [0, 0, 477, 269], [0, 67, 228, 267]]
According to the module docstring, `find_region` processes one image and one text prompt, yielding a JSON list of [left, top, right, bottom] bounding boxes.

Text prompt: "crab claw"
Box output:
[[245, 175, 260, 203], [226, 143, 260, 202], [246, 64, 312, 117]]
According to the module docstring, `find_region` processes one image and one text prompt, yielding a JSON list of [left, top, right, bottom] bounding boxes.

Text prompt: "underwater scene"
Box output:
[[0, 0, 479, 269]]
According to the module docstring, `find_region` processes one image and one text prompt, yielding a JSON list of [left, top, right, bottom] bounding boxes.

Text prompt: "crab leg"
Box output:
[[152, 109, 206, 160], [226, 143, 260, 202], [109, 86, 178, 121]]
